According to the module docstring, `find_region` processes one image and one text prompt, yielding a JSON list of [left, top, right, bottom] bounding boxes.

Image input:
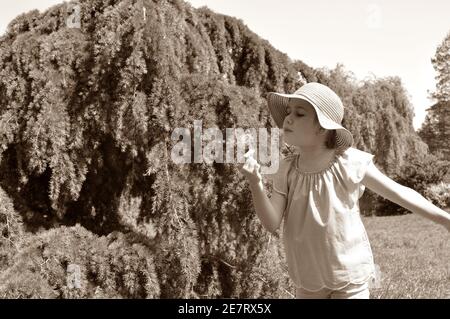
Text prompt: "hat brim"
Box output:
[[267, 92, 354, 149]]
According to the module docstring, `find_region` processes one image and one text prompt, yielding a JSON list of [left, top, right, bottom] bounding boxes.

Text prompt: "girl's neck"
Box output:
[[297, 145, 330, 161], [296, 146, 336, 171]]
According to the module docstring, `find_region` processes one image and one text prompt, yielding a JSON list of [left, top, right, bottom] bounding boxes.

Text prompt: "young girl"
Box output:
[[238, 82, 450, 299]]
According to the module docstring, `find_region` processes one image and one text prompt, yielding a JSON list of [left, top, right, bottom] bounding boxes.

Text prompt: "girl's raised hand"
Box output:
[[238, 150, 262, 186]]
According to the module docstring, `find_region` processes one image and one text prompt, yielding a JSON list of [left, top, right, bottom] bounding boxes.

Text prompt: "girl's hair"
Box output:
[[325, 130, 337, 149], [312, 108, 337, 149]]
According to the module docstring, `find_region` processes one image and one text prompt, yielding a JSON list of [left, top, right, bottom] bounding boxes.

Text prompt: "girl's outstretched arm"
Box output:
[[361, 162, 450, 232]]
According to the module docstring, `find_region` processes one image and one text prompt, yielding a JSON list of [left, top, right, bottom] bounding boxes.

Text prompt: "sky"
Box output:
[[1, 0, 449, 130]]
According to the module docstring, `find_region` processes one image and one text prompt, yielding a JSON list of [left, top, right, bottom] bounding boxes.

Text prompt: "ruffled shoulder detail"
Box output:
[[268, 153, 297, 197], [338, 147, 375, 184]]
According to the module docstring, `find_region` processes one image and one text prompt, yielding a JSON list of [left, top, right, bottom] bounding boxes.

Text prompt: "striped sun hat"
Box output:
[[267, 82, 354, 150]]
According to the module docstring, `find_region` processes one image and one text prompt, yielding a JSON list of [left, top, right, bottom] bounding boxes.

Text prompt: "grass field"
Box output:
[[362, 214, 450, 299]]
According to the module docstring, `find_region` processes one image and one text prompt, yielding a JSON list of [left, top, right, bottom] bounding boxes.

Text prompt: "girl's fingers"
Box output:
[[244, 149, 254, 159], [238, 155, 262, 182], [244, 157, 258, 171], [255, 163, 262, 178], [239, 160, 253, 173], [243, 161, 251, 171]]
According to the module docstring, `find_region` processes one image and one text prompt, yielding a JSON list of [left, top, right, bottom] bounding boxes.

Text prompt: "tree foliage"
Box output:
[[0, 225, 160, 298], [418, 101, 450, 160], [365, 152, 450, 215], [418, 31, 450, 160], [0, 187, 24, 272], [430, 31, 450, 102]]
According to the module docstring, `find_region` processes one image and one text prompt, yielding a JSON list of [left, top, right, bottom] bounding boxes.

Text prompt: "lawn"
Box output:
[[361, 214, 450, 299]]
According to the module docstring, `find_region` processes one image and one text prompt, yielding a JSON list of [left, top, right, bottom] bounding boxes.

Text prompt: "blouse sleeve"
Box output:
[[340, 147, 375, 198], [269, 154, 296, 198], [345, 148, 375, 184]]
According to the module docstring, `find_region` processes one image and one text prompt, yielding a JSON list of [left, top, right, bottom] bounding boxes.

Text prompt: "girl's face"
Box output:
[[282, 98, 325, 147]]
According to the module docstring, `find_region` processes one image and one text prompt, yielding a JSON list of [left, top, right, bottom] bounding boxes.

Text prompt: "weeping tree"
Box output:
[[0, 0, 431, 298]]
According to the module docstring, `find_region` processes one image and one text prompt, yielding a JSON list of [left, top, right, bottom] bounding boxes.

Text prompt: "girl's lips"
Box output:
[[284, 129, 292, 132]]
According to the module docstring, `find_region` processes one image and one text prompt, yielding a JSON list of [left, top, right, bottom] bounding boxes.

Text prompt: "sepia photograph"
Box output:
[[0, 0, 448, 303]]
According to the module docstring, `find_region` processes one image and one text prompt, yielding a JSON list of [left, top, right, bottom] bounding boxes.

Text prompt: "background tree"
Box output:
[[418, 101, 450, 160], [418, 31, 450, 160], [430, 31, 450, 102]]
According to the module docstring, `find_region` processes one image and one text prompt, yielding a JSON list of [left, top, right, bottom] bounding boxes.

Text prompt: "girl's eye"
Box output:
[[286, 107, 303, 117]]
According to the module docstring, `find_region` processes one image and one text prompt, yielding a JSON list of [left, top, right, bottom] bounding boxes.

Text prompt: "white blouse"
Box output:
[[271, 147, 376, 291]]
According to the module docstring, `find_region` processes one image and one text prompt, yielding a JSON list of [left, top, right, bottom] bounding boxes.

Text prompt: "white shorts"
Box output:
[[295, 282, 370, 299]]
